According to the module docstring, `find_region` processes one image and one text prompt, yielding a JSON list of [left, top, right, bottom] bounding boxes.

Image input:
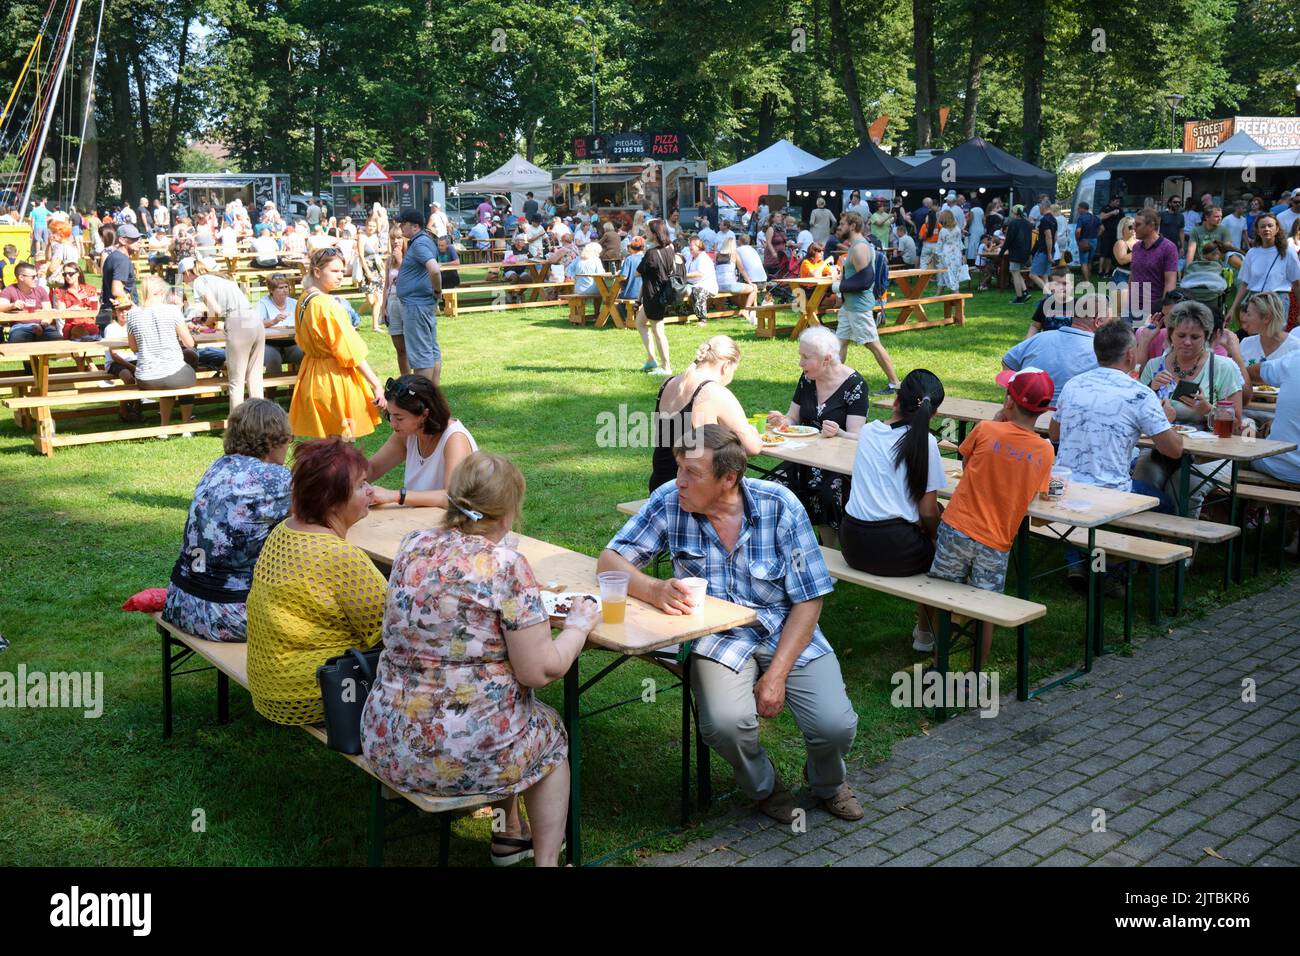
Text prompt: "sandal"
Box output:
[[490, 834, 535, 867]]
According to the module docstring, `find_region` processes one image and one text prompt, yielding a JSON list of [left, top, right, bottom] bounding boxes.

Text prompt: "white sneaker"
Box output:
[[649, 366, 673, 376], [912, 627, 935, 652]]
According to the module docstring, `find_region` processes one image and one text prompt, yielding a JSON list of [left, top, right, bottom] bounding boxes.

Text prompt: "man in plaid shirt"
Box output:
[[599, 425, 862, 822]]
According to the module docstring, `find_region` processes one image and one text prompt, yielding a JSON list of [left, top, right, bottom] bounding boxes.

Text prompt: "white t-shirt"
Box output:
[[1257, 351, 1300, 483], [1240, 332, 1300, 368], [102, 319, 135, 365], [689, 251, 718, 295], [796, 229, 814, 254], [735, 245, 766, 283], [404, 421, 478, 492], [715, 228, 735, 250], [846, 420, 945, 524], [220, 225, 238, 256], [252, 234, 280, 264], [1183, 209, 1202, 235], [1053, 366, 1172, 490], [1275, 207, 1299, 237], [256, 294, 297, 328], [1238, 245, 1300, 293], [896, 234, 918, 266], [1221, 213, 1247, 249]]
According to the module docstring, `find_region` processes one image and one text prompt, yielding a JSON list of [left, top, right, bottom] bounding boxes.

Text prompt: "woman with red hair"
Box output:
[[246, 437, 386, 726], [44, 216, 81, 281]]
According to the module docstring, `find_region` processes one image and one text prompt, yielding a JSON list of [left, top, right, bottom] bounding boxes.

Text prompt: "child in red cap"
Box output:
[[924, 367, 1056, 661]]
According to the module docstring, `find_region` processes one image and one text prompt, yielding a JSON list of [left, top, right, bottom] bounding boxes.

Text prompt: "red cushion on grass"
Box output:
[[122, 588, 168, 612]]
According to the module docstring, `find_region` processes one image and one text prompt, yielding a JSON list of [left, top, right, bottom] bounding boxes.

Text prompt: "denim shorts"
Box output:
[[1030, 252, 1051, 276], [402, 298, 440, 368], [386, 295, 405, 336], [928, 522, 1010, 592]]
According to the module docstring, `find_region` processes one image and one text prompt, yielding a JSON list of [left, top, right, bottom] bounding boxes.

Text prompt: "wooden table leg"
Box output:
[[790, 284, 828, 338], [892, 274, 929, 326], [32, 357, 54, 456]]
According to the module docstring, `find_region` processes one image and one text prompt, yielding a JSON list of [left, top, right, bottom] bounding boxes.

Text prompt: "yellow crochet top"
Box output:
[[246, 523, 386, 726]]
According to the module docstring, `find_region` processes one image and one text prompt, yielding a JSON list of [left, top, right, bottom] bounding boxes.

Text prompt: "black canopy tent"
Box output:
[[786, 139, 912, 214], [893, 137, 1057, 207]]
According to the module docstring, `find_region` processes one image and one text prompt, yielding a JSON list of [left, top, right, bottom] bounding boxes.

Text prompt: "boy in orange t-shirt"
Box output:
[[927, 367, 1055, 660]]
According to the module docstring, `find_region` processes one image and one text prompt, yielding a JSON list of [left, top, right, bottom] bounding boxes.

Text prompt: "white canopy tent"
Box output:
[[707, 139, 825, 189], [453, 153, 552, 215]]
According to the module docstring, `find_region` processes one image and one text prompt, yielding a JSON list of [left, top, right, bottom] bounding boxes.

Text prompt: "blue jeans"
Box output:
[[402, 299, 440, 369], [8, 322, 63, 343], [1065, 479, 1174, 575]]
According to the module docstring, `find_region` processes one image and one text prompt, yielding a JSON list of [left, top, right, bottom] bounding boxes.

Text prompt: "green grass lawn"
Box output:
[[1, 277, 1292, 866]]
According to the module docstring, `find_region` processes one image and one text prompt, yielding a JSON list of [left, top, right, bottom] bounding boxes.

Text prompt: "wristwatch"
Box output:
[[399, 487, 407, 506]]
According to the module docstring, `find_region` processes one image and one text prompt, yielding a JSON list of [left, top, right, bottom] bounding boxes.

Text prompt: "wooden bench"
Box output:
[[1235, 482, 1300, 573], [152, 613, 488, 866], [755, 291, 971, 338], [442, 279, 574, 317]]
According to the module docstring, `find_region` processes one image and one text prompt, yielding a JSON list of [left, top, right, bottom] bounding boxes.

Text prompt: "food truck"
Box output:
[[159, 171, 292, 217], [553, 132, 708, 224], [329, 161, 447, 222]]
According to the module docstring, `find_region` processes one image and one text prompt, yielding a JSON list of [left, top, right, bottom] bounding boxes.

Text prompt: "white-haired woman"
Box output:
[[767, 325, 869, 542], [572, 241, 605, 298]]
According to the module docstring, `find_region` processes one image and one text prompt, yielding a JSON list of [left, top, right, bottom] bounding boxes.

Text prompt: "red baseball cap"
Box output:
[[995, 366, 1054, 413]]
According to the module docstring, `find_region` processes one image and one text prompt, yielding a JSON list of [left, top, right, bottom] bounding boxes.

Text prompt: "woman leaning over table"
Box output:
[[289, 247, 387, 439], [1228, 213, 1300, 331], [766, 325, 869, 543], [1133, 300, 1244, 517], [648, 335, 764, 493], [246, 437, 385, 726], [361, 453, 596, 867], [183, 256, 264, 412], [366, 374, 478, 509], [163, 400, 293, 643]]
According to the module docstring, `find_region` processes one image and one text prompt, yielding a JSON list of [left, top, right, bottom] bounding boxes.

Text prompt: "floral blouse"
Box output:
[[360, 527, 568, 797]]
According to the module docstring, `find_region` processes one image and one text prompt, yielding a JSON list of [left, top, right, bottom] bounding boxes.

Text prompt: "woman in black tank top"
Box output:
[[649, 377, 712, 493]]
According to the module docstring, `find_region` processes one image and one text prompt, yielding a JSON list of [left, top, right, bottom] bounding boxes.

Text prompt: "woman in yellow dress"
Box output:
[[289, 247, 387, 438]]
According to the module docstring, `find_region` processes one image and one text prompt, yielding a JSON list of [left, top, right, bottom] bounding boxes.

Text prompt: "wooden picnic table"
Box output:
[[347, 505, 758, 866], [767, 267, 947, 339], [0, 307, 99, 326], [0, 327, 296, 455], [590, 273, 626, 328], [752, 428, 1160, 693]]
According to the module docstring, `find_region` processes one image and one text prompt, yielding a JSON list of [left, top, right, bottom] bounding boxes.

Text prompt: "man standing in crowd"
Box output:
[[1222, 202, 1248, 251], [394, 209, 443, 386], [1186, 205, 1231, 264], [427, 201, 449, 238], [1277, 189, 1300, 238], [1028, 194, 1049, 226], [833, 211, 901, 394], [1073, 201, 1101, 283], [1158, 196, 1185, 269], [97, 224, 141, 332], [152, 198, 170, 231], [522, 191, 539, 219], [306, 198, 322, 228], [28, 197, 50, 259], [1004, 204, 1034, 303], [1129, 207, 1179, 321], [599, 424, 863, 825], [1096, 194, 1124, 277], [1029, 198, 1057, 291], [809, 197, 836, 245]]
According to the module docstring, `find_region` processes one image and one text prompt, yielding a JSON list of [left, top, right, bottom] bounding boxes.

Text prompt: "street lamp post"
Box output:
[[574, 15, 597, 139], [1165, 93, 1185, 152]]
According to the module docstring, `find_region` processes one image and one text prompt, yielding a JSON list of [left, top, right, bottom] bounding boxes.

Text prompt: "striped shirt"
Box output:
[[126, 304, 188, 380], [607, 478, 835, 672]]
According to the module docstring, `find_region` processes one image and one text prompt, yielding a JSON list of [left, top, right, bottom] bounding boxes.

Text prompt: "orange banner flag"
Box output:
[[867, 115, 890, 143], [938, 107, 951, 134]]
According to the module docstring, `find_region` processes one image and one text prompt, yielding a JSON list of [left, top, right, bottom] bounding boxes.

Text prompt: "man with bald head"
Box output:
[[1002, 292, 1112, 407]]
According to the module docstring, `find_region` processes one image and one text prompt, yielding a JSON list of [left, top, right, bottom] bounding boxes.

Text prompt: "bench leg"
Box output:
[[695, 698, 711, 810], [935, 612, 952, 722], [563, 660, 582, 866], [217, 671, 230, 724], [1015, 522, 1030, 702], [1253, 508, 1265, 577], [438, 814, 452, 867], [1280, 507, 1290, 572], [368, 779, 386, 866], [680, 653, 692, 828], [1173, 557, 1186, 617], [160, 625, 174, 739], [1124, 562, 1135, 645]]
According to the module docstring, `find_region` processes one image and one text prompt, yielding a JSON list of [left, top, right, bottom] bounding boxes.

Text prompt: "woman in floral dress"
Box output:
[[162, 400, 293, 642], [766, 326, 869, 542], [361, 452, 598, 867], [936, 209, 970, 292]]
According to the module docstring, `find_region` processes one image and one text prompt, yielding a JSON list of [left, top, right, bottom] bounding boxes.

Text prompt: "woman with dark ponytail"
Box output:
[[840, 369, 947, 651]]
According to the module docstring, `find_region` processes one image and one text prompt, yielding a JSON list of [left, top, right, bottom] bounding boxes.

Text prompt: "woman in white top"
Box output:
[[839, 369, 947, 651], [183, 256, 264, 411], [714, 237, 758, 323], [126, 275, 198, 430], [256, 273, 304, 373], [1238, 291, 1300, 422], [685, 236, 718, 325], [1228, 213, 1300, 325], [366, 375, 477, 508]]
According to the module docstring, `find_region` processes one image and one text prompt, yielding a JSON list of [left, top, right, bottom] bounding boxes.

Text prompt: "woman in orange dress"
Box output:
[[289, 247, 387, 438]]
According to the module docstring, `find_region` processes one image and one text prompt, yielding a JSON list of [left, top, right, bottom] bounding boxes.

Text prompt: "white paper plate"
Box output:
[[542, 592, 600, 617]]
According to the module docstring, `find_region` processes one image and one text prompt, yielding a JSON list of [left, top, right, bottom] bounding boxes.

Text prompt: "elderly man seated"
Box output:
[[597, 424, 862, 823], [1002, 291, 1111, 408]]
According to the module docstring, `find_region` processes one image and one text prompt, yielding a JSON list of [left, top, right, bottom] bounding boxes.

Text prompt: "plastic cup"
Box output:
[[750, 413, 767, 433], [682, 577, 708, 615], [1042, 465, 1071, 501], [597, 571, 629, 624]]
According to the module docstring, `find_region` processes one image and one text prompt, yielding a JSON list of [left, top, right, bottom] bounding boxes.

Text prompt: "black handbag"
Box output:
[[315, 647, 382, 754]]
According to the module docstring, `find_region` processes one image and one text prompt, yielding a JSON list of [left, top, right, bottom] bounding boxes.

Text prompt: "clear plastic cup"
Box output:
[[597, 571, 630, 624], [681, 577, 708, 615], [1042, 465, 1071, 501]]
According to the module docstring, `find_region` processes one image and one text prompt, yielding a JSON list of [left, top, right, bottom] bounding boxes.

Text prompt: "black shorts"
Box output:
[[840, 514, 935, 577]]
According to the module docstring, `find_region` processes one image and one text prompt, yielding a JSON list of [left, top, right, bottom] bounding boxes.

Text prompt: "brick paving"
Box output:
[[640, 580, 1300, 867]]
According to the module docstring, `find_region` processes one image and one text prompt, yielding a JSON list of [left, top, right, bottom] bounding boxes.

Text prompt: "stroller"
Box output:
[[764, 250, 799, 304]]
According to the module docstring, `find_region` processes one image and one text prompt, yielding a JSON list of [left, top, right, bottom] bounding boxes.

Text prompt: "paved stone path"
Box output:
[[641, 580, 1300, 867]]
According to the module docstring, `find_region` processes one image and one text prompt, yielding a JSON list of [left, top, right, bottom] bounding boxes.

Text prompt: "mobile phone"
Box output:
[[1171, 380, 1201, 402]]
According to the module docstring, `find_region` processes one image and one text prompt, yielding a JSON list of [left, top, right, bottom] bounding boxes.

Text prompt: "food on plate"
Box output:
[[760, 433, 786, 445], [543, 592, 599, 617]]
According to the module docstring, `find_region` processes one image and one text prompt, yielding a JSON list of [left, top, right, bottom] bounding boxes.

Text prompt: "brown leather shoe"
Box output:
[[755, 777, 797, 824], [820, 783, 865, 821]]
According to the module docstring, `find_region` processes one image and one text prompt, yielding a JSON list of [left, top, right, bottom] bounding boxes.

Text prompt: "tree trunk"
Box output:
[[1021, 5, 1047, 164], [757, 93, 776, 149], [912, 0, 932, 148], [106, 47, 139, 202], [927, 26, 940, 138], [524, 120, 536, 163], [827, 0, 868, 142], [129, 38, 155, 199], [165, 8, 193, 168], [75, 38, 98, 210], [961, 29, 986, 139]]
